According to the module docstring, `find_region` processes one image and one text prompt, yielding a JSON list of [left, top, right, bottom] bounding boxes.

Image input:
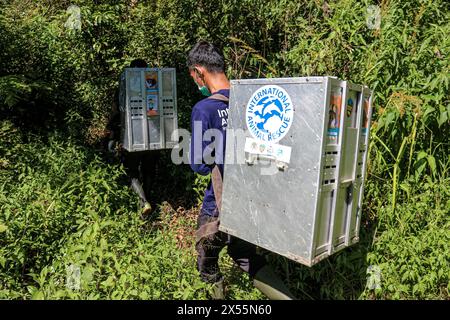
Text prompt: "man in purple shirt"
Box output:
[[187, 41, 294, 300]]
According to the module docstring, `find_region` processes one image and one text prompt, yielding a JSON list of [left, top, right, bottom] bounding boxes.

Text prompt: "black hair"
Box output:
[[187, 40, 225, 73], [129, 59, 148, 68]]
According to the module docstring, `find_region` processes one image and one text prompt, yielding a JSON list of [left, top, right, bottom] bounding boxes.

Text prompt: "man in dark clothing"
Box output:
[[107, 59, 155, 217], [187, 41, 295, 300]]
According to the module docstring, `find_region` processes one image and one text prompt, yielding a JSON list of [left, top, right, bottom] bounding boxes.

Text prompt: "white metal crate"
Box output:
[[119, 68, 178, 151], [219, 76, 373, 266]]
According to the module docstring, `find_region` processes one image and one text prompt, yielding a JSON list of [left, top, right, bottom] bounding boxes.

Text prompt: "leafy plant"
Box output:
[[0, 0, 449, 300]]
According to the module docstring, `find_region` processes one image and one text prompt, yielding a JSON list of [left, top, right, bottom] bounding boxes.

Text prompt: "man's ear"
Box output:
[[195, 65, 207, 76]]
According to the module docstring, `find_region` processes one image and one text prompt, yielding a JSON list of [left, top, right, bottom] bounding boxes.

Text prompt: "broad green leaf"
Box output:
[[0, 224, 7, 233], [427, 155, 437, 176], [417, 151, 428, 161], [437, 111, 448, 127]]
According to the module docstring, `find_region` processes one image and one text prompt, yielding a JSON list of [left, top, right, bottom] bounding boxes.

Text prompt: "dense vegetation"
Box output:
[[0, 0, 448, 299]]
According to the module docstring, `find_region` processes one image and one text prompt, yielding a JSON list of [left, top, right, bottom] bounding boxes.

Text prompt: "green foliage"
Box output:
[[364, 178, 450, 299], [0, 126, 208, 299], [0, 75, 50, 108], [193, 174, 210, 206]]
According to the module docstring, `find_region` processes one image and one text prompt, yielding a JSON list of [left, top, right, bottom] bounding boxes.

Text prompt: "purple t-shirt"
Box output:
[[190, 89, 229, 216]]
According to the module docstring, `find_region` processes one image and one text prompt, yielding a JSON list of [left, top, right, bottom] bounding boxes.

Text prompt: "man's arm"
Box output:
[[190, 105, 214, 176]]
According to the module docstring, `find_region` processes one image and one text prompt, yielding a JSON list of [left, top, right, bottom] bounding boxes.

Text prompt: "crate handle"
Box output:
[[245, 153, 288, 171]]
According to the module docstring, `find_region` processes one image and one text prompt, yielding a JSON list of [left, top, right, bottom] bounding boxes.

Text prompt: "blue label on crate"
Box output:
[[245, 85, 294, 143], [146, 94, 158, 116], [327, 91, 342, 142]]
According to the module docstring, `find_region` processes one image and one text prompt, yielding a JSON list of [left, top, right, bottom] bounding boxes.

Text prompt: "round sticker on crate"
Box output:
[[246, 85, 294, 143]]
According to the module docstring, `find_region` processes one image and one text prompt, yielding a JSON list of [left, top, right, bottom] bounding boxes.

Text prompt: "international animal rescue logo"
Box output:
[[246, 85, 294, 143]]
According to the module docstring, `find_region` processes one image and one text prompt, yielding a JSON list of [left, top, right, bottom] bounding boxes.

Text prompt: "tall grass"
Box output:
[[0, 0, 449, 299]]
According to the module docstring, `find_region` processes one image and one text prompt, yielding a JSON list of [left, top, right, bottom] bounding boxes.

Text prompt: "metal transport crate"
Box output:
[[219, 76, 373, 266], [119, 68, 178, 151]]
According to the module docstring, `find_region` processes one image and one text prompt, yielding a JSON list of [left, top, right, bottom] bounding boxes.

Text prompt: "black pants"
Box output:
[[196, 213, 266, 283]]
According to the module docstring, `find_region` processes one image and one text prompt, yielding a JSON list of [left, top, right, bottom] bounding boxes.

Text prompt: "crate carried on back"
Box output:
[[119, 68, 178, 151], [220, 77, 373, 266]]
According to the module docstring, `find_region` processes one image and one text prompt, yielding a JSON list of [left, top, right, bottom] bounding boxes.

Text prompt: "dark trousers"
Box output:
[[196, 213, 266, 283], [122, 151, 157, 207]]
